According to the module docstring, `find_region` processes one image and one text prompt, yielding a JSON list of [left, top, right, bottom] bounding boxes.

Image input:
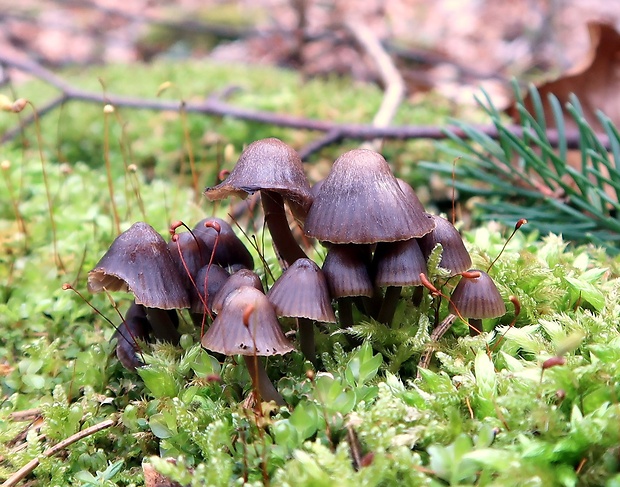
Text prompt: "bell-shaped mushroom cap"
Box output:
[[396, 178, 427, 215], [267, 258, 336, 322], [189, 264, 230, 313], [201, 286, 294, 356], [372, 239, 427, 287], [192, 217, 254, 271], [304, 149, 435, 244], [211, 269, 265, 314], [88, 222, 190, 309], [203, 138, 313, 215], [419, 215, 472, 276], [448, 270, 506, 319], [322, 244, 373, 299]]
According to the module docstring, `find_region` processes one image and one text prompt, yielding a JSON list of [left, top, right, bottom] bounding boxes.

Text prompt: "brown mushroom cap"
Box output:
[[419, 215, 472, 276], [372, 239, 427, 287], [201, 286, 294, 356], [322, 244, 373, 299], [304, 149, 435, 244], [211, 269, 265, 314], [189, 264, 230, 314], [267, 258, 336, 322], [88, 222, 189, 309], [449, 269, 506, 319], [203, 138, 312, 216]]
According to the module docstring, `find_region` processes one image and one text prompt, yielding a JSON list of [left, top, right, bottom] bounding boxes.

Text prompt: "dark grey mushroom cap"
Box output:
[[419, 215, 472, 276], [211, 269, 265, 314], [372, 239, 427, 287], [203, 138, 313, 216], [88, 222, 189, 309], [190, 264, 230, 313], [449, 269, 506, 319], [304, 149, 435, 244], [267, 258, 336, 322], [322, 244, 373, 299], [201, 286, 294, 356]]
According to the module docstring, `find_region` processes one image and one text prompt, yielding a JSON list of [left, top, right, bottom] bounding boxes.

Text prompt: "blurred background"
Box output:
[[1, 0, 618, 107]]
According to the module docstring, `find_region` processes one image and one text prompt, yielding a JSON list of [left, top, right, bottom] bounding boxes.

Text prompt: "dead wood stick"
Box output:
[[7, 409, 42, 422], [345, 17, 405, 151], [0, 53, 610, 153], [1, 418, 116, 487]]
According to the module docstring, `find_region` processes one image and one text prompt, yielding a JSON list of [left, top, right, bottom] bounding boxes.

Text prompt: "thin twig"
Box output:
[[298, 128, 344, 160], [1, 418, 116, 487], [0, 53, 610, 152], [7, 409, 42, 422], [417, 313, 457, 378], [345, 17, 405, 151]]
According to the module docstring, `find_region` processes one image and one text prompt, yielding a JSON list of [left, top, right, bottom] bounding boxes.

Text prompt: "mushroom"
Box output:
[[371, 238, 427, 324], [88, 222, 189, 344], [201, 286, 294, 405], [304, 149, 435, 244], [204, 138, 312, 267], [418, 215, 472, 276], [449, 270, 506, 336], [211, 268, 265, 315], [267, 258, 335, 365], [322, 244, 373, 343]]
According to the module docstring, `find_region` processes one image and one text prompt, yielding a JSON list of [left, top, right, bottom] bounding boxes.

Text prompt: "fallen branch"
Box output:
[[1, 418, 116, 487], [344, 17, 405, 151], [0, 53, 611, 156], [7, 408, 42, 422]]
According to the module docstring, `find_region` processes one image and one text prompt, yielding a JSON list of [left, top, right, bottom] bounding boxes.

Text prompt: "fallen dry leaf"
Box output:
[[505, 21, 620, 205], [511, 21, 620, 132]]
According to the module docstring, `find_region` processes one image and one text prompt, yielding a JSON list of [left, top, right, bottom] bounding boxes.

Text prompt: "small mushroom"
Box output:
[[322, 244, 373, 343], [372, 238, 427, 324], [449, 270, 506, 336], [88, 222, 189, 344], [304, 149, 435, 244], [211, 268, 264, 315], [204, 138, 312, 267], [201, 286, 293, 405], [418, 215, 472, 276], [267, 258, 335, 365]]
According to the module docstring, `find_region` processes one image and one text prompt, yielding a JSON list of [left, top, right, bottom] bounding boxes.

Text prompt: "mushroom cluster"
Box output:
[[87, 137, 506, 402]]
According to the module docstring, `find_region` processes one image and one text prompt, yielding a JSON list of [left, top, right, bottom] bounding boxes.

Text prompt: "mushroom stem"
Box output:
[[411, 286, 424, 307], [468, 318, 483, 336], [243, 355, 285, 406], [298, 317, 317, 366], [144, 308, 181, 345], [261, 190, 307, 267], [377, 285, 402, 325]]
